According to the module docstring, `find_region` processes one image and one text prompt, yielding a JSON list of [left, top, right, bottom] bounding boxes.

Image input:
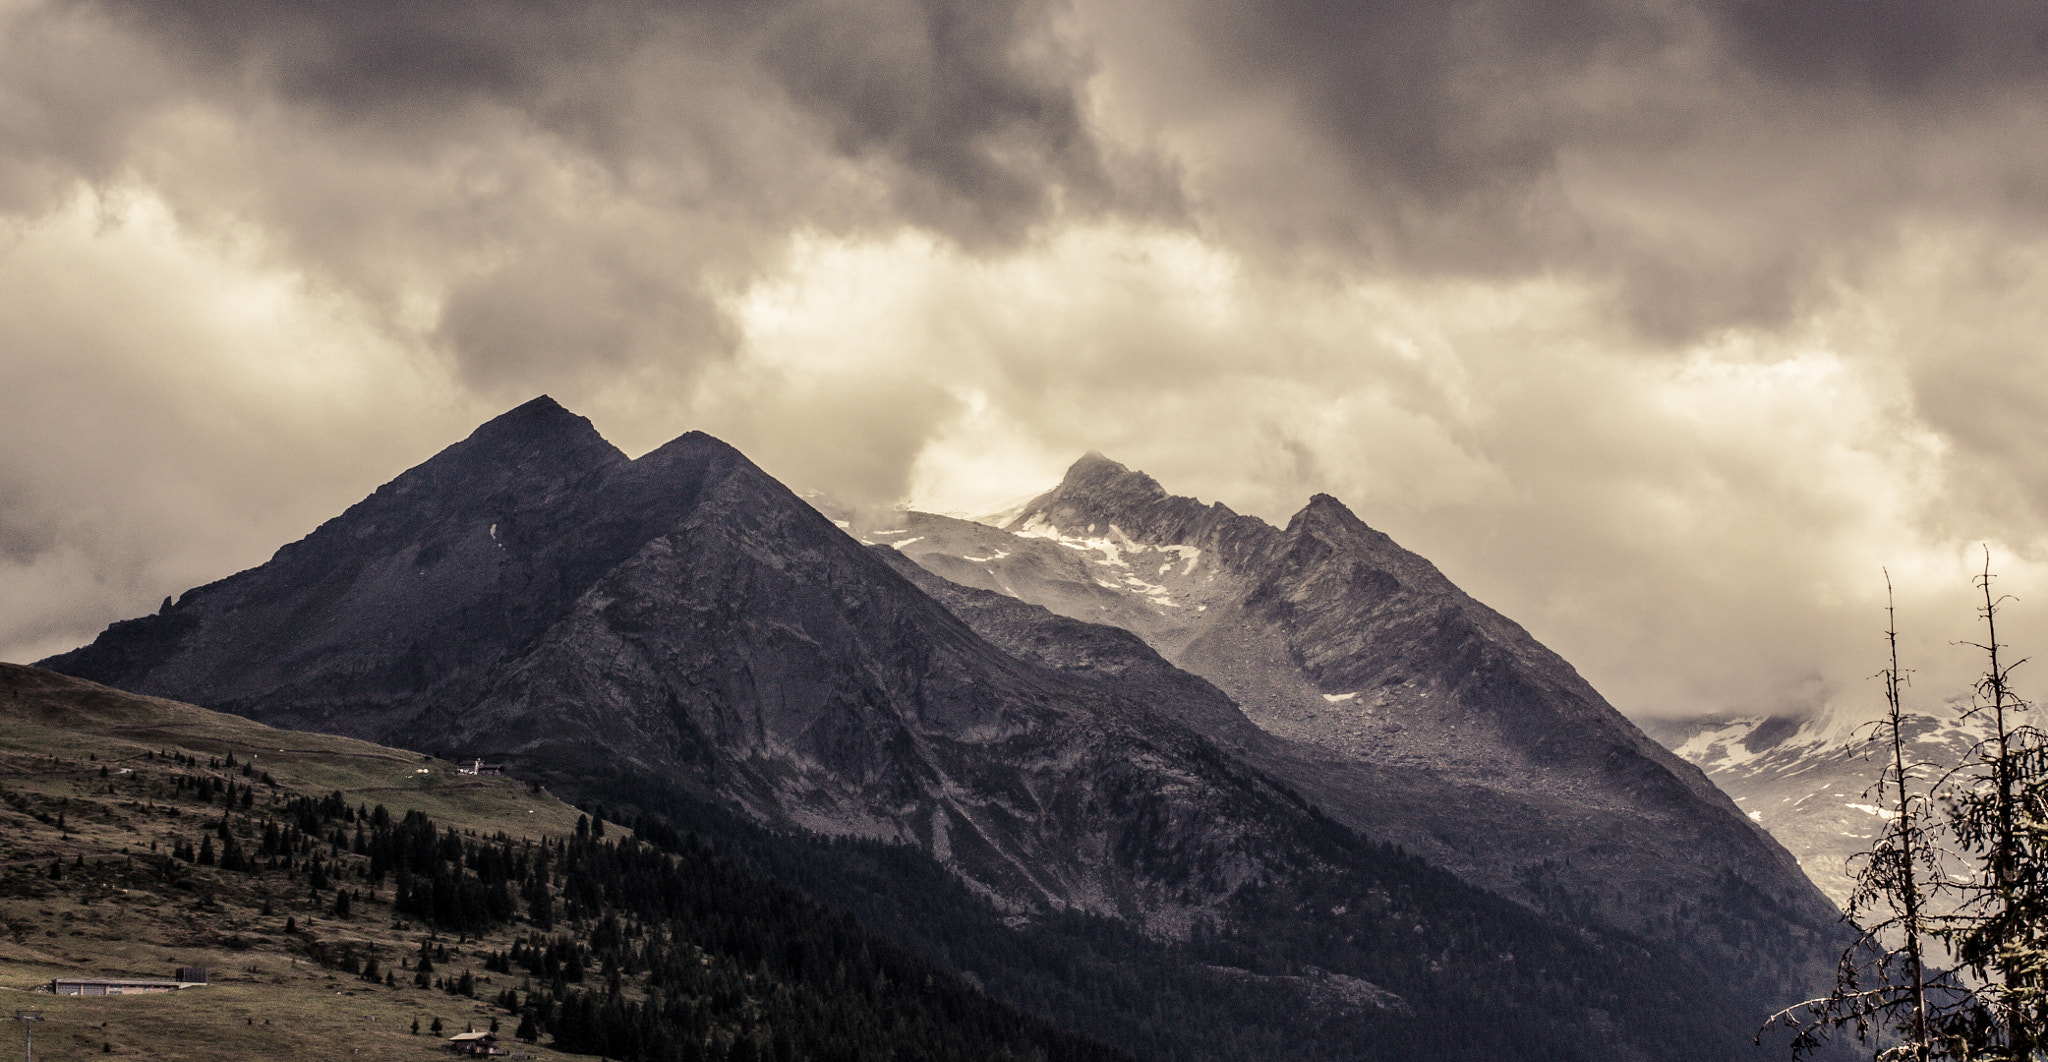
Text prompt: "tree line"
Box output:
[[137, 772, 1133, 1062]]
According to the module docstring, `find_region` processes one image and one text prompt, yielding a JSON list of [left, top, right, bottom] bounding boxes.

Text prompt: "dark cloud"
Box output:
[[0, 3, 186, 214], [57, 0, 2044, 346], [1080, 0, 2048, 338], [85, 0, 622, 108], [1182, 0, 1629, 206], [435, 236, 736, 392], [1612, 235, 1811, 342], [69, 0, 1136, 243], [22, 0, 1169, 409], [762, 0, 1119, 241], [0, 474, 63, 566], [1709, 0, 2048, 97]]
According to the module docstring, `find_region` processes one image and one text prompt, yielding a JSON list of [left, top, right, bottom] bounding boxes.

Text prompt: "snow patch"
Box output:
[[972, 494, 1039, 529], [1014, 517, 1137, 569], [1323, 693, 1358, 703], [931, 808, 951, 864], [1117, 572, 1180, 606], [1008, 516, 1208, 610], [1668, 717, 1774, 771]]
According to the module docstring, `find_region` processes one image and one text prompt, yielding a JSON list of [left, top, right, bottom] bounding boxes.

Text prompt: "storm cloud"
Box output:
[[4, 0, 2047, 723]]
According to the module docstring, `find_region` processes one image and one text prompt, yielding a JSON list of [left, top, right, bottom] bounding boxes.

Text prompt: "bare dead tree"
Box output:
[[1763, 573, 1967, 1060], [1878, 571, 1938, 1059]]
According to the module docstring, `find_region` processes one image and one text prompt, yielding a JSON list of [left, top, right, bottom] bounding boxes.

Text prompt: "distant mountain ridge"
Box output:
[[45, 397, 1850, 1061], [854, 454, 1835, 948], [1646, 705, 1990, 907]]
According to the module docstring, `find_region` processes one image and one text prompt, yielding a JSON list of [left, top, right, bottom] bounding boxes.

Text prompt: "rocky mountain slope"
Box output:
[[43, 398, 1849, 1060], [847, 456, 1838, 950]]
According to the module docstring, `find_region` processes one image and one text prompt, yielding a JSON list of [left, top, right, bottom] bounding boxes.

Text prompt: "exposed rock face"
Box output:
[[859, 455, 1842, 960]]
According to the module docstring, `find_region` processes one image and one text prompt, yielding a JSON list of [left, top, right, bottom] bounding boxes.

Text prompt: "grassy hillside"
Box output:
[[0, 664, 1123, 1062], [0, 663, 585, 1060]]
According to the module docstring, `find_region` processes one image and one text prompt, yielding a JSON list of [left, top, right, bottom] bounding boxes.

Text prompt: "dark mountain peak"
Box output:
[[470, 394, 590, 446], [1066, 450, 1134, 479], [1278, 492, 1456, 590], [634, 428, 744, 469], [452, 394, 619, 467], [1298, 492, 1352, 521], [40, 399, 707, 733], [1284, 492, 1379, 547], [1051, 452, 1164, 504], [1007, 456, 1276, 569], [357, 396, 624, 518], [1293, 491, 1408, 535], [626, 430, 836, 520], [504, 392, 569, 418]]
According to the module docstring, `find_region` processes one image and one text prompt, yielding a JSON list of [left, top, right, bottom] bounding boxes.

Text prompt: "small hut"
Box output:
[[447, 1030, 503, 1056]]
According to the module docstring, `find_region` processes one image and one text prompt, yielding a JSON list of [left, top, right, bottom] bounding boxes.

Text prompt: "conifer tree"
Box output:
[[1944, 554, 2047, 1058]]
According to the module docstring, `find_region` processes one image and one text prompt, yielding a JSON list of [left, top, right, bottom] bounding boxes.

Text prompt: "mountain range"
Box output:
[[837, 455, 1836, 948], [41, 396, 1852, 1061]]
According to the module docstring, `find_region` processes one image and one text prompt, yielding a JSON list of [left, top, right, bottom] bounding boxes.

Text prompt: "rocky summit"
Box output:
[[850, 455, 1845, 988], [46, 398, 1852, 1061]]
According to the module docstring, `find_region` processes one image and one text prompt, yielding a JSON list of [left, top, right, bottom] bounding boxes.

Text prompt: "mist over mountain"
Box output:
[[45, 398, 1851, 1061]]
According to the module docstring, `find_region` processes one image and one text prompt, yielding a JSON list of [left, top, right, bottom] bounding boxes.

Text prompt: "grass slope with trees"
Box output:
[[0, 663, 1128, 1062]]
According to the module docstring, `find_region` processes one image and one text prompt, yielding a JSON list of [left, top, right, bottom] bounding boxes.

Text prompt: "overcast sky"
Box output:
[[5, 0, 2047, 725]]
